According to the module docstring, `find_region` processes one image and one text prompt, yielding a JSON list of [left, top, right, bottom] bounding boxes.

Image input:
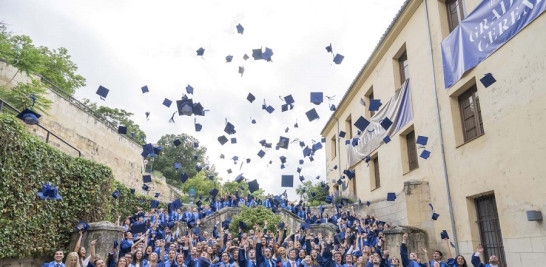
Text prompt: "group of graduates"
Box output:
[[43, 194, 502, 267]]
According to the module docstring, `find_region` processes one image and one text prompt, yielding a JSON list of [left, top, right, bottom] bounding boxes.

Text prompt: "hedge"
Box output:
[[229, 205, 282, 235], [0, 114, 154, 258]]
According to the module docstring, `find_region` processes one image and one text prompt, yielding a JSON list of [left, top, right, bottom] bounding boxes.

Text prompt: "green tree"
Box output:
[[229, 206, 282, 234], [81, 99, 147, 145], [153, 133, 218, 187], [222, 180, 249, 196], [296, 181, 328, 206], [180, 171, 220, 202], [38, 47, 86, 95], [0, 79, 52, 114]]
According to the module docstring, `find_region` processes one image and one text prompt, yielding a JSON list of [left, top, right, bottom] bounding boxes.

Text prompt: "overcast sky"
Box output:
[[1, 0, 405, 199]]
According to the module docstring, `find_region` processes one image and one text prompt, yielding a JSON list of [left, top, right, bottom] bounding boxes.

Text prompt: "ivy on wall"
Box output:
[[0, 114, 155, 258]]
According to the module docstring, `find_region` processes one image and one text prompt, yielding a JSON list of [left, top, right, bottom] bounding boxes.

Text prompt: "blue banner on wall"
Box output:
[[442, 0, 546, 88]]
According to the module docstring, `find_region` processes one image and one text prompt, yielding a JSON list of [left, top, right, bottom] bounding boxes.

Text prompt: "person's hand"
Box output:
[[477, 244, 484, 253], [90, 239, 97, 247], [79, 230, 83, 235], [384, 250, 390, 257], [416, 259, 421, 263], [422, 248, 427, 254]]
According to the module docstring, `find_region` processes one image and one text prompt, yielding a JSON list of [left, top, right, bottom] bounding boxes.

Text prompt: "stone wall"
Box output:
[[0, 61, 178, 202], [0, 257, 49, 267], [67, 222, 125, 263]]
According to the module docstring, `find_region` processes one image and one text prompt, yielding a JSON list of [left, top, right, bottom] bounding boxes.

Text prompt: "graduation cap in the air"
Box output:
[[354, 116, 370, 131], [238, 66, 244, 76], [247, 93, 256, 103], [369, 99, 382, 111], [187, 220, 197, 229], [16, 109, 41, 125], [278, 136, 290, 149], [174, 138, 182, 146], [383, 136, 391, 144], [75, 221, 90, 232], [224, 122, 236, 135], [196, 165, 203, 172], [333, 54, 344, 64], [380, 118, 393, 130], [142, 175, 152, 183], [180, 172, 189, 183], [218, 135, 228, 145], [420, 150, 431, 159], [118, 126, 127, 134], [252, 48, 263, 60], [257, 150, 266, 158], [325, 195, 333, 204], [281, 175, 294, 187], [441, 230, 449, 240], [196, 47, 205, 56], [130, 188, 135, 194], [247, 179, 259, 193], [480, 73, 496, 88], [310, 92, 323, 105], [145, 111, 150, 120], [235, 173, 245, 183], [176, 98, 193, 116], [262, 47, 274, 61], [150, 200, 159, 209], [96, 85, 109, 100], [387, 192, 396, 201], [112, 190, 121, 199], [416, 135, 428, 146], [351, 138, 359, 147], [226, 55, 233, 62], [154, 192, 160, 198], [227, 169, 233, 174], [194, 120, 202, 132], [37, 183, 62, 200], [161, 98, 172, 108], [325, 43, 333, 53], [239, 221, 247, 230], [141, 85, 149, 93], [339, 131, 346, 138], [185, 85, 194, 95], [171, 198, 183, 210], [429, 203, 439, 220], [236, 23, 244, 34], [142, 184, 149, 191], [305, 108, 319, 122], [210, 188, 219, 198], [344, 169, 355, 180]]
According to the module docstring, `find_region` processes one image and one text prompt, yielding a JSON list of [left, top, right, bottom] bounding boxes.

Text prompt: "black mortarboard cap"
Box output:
[[281, 175, 294, 187], [192, 102, 204, 116], [210, 188, 219, 198], [278, 136, 289, 149], [222, 219, 231, 229], [235, 173, 245, 183], [416, 136, 428, 146], [480, 73, 496, 88], [186, 85, 194, 94], [369, 99, 381, 111], [310, 92, 323, 105], [154, 192, 160, 198], [380, 118, 393, 130], [171, 198, 183, 210], [180, 172, 189, 183], [143, 175, 152, 183], [257, 150, 266, 158], [141, 85, 149, 93], [284, 95, 295, 105], [142, 184, 149, 191], [130, 188, 135, 194], [174, 138, 181, 146], [112, 190, 121, 199], [75, 221, 90, 231], [239, 221, 247, 229], [247, 179, 259, 193], [247, 93, 256, 103], [339, 131, 346, 138], [196, 47, 205, 56], [218, 135, 228, 145], [265, 105, 275, 114], [325, 43, 332, 53], [252, 48, 263, 60], [333, 54, 344, 64], [243, 54, 249, 60], [195, 121, 202, 132], [236, 23, 244, 34], [420, 150, 431, 159], [387, 192, 396, 201], [118, 126, 127, 134], [432, 212, 440, 220], [383, 136, 391, 144], [263, 47, 274, 61], [305, 108, 319, 121], [176, 98, 193, 116], [227, 169, 232, 174], [150, 200, 159, 209], [131, 223, 146, 235], [325, 195, 333, 204], [231, 138, 237, 144], [96, 85, 109, 99], [354, 116, 370, 131], [16, 109, 41, 125], [226, 55, 233, 62], [163, 98, 172, 108], [441, 230, 449, 240], [224, 122, 236, 135]]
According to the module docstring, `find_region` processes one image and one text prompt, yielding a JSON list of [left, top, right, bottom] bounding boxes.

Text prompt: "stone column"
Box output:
[[68, 221, 124, 262]]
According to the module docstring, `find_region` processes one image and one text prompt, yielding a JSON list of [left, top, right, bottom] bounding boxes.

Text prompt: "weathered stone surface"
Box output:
[[0, 256, 49, 267], [67, 221, 124, 262]]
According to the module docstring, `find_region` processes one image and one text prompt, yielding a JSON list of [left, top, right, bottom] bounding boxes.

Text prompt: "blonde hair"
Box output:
[[65, 252, 81, 267]]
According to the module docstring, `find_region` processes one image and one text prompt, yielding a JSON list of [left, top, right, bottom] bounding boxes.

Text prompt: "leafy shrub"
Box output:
[[229, 206, 282, 235]]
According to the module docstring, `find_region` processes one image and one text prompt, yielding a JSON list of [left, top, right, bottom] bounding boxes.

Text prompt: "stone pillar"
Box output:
[[384, 226, 428, 260], [0, 256, 49, 267], [68, 221, 124, 262]]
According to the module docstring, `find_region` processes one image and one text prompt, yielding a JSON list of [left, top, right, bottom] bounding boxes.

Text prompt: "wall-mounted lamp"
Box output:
[[526, 210, 543, 222]]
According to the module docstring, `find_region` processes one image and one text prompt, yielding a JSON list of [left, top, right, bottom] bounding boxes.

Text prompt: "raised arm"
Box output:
[[89, 239, 96, 263], [74, 230, 83, 253], [422, 247, 430, 267], [471, 244, 485, 267], [400, 233, 410, 267], [445, 238, 453, 259]]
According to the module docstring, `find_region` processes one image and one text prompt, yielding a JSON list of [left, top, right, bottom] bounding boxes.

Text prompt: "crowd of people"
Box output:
[[42, 194, 502, 267]]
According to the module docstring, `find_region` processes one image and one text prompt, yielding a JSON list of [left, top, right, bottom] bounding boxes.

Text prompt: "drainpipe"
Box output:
[[333, 117, 343, 197], [423, 0, 459, 255]]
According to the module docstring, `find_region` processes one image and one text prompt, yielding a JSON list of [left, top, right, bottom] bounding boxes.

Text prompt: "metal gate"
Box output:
[[475, 194, 507, 266]]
